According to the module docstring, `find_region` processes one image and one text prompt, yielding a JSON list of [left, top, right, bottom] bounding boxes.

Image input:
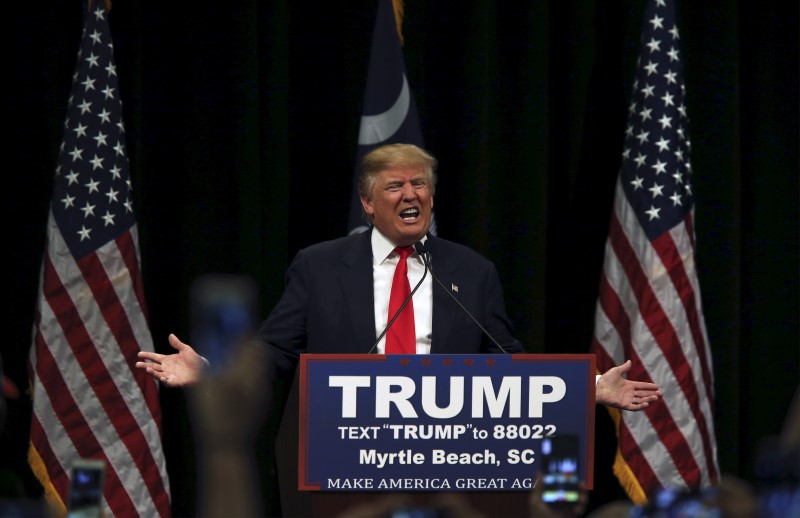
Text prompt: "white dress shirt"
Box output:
[[370, 227, 433, 354]]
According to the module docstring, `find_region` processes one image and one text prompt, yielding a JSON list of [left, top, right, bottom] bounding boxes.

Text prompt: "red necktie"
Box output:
[[385, 246, 416, 354]]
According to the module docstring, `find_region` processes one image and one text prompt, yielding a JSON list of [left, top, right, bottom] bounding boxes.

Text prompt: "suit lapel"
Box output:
[[340, 230, 377, 353]]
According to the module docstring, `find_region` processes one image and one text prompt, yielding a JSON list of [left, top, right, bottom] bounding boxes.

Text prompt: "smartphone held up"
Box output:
[[67, 459, 106, 518], [190, 274, 259, 375], [540, 434, 581, 504]]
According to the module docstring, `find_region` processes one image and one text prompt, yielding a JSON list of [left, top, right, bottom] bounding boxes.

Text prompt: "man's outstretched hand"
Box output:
[[136, 333, 206, 387], [596, 360, 663, 411]]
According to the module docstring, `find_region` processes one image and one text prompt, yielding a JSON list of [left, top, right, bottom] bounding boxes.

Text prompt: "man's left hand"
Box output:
[[596, 360, 663, 411]]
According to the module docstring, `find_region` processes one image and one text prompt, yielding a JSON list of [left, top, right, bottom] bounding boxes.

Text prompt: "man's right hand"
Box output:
[[136, 333, 207, 387]]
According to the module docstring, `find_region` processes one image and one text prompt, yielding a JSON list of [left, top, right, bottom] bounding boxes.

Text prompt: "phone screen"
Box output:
[[67, 459, 106, 518], [190, 274, 258, 374], [390, 507, 445, 518], [540, 435, 581, 504]]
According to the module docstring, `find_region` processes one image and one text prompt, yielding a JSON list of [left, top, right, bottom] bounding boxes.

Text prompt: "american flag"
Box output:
[[590, 0, 719, 504], [28, 3, 171, 516], [347, 0, 435, 235]]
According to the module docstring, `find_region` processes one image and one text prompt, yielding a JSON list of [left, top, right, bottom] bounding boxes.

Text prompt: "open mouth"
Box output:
[[400, 207, 420, 221]]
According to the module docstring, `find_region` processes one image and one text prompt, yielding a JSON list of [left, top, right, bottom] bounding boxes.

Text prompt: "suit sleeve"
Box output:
[[253, 250, 311, 378]]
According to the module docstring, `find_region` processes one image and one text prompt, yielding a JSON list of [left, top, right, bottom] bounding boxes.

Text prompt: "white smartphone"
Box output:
[[67, 458, 106, 518]]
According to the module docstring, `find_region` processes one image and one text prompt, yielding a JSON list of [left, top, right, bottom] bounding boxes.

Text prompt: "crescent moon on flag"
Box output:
[[357, 74, 410, 145]]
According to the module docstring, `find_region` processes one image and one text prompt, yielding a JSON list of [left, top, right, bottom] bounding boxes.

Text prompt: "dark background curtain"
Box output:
[[5, 1, 798, 516]]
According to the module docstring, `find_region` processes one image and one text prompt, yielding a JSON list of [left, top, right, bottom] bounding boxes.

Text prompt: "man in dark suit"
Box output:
[[260, 216, 523, 373], [137, 143, 662, 516], [137, 143, 661, 411]]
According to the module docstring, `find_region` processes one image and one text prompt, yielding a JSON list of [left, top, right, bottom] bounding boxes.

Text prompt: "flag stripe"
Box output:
[[35, 244, 168, 515], [29, 413, 71, 515], [118, 226, 149, 323], [112, 229, 164, 433], [617, 419, 659, 493], [30, 411, 70, 500], [594, 257, 703, 489], [77, 249, 172, 510], [83, 235, 161, 426], [660, 219, 715, 409], [608, 202, 712, 487], [613, 200, 718, 485], [653, 227, 718, 482], [31, 329, 136, 516], [592, 338, 681, 503]]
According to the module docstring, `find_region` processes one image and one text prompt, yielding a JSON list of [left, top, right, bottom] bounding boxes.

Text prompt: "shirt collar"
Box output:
[[370, 227, 428, 264]]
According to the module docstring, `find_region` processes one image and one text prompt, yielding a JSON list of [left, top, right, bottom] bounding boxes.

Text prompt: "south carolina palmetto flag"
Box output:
[[28, 2, 171, 516], [347, 0, 434, 235], [590, 0, 719, 504]]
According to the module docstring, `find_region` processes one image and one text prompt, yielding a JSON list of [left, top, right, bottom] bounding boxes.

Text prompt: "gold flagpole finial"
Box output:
[[392, 0, 405, 46]]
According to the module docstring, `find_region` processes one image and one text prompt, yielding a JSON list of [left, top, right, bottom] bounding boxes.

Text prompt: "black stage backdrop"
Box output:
[[5, 1, 798, 516]]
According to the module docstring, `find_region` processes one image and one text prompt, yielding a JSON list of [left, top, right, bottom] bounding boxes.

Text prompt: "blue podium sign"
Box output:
[[298, 354, 595, 492]]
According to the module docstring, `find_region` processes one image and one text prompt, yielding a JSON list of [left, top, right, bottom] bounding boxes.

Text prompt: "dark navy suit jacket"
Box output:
[[255, 228, 524, 378]]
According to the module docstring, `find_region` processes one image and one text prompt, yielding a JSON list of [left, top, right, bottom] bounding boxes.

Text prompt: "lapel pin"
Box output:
[[451, 283, 459, 293]]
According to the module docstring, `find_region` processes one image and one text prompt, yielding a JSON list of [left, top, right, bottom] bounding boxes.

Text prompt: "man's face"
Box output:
[[360, 166, 434, 247]]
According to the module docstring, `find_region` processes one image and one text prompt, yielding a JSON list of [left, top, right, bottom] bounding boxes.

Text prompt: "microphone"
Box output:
[[368, 249, 429, 354], [415, 241, 511, 354]]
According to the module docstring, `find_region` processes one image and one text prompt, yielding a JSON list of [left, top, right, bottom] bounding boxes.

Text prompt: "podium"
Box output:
[[275, 354, 595, 517]]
